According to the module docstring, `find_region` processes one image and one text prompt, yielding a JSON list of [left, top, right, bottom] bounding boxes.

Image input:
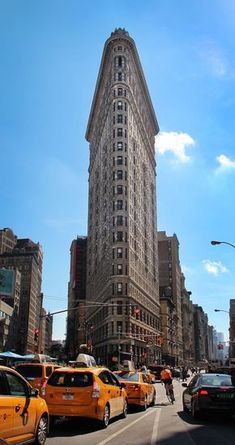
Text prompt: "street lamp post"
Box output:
[[211, 240, 235, 248], [214, 309, 229, 314], [214, 308, 232, 360]]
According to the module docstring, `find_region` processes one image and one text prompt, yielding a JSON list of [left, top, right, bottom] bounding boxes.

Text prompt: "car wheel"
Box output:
[[34, 415, 48, 445], [121, 398, 128, 418], [101, 404, 110, 428]]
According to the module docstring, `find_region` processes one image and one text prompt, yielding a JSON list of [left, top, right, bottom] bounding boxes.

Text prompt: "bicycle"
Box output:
[[164, 382, 175, 404]]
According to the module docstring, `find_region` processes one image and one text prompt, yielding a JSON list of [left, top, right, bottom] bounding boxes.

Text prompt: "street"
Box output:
[[47, 380, 235, 445]]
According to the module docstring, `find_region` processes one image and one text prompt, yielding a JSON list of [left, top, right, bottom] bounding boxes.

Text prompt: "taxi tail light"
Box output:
[[198, 389, 208, 396], [92, 381, 101, 398]]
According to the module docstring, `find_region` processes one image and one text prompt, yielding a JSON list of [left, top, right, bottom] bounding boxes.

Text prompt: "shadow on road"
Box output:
[[49, 417, 106, 437], [178, 409, 235, 426]]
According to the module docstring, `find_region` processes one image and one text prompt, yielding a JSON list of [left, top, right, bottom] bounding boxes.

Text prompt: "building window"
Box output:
[[118, 88, 123, 96], [117, 247, 123, 258], [117, 142, 123, 151], [117, 101, 123, 110], [117, 200, 123, 210], [117, 231, 123, 241], [117, 283, 123, 295], [117, 156, 123, 165], [117, 301, 123, 314], [117, 170, 123, 180], [117, 264, 123, 275], [117, 114, 123, 123], [117, 128, 123, 137], [117, 185, 123, 194], [117, 215, 123, 225]]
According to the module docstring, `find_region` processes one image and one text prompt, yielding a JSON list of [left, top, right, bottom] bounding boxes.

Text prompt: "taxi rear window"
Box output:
[[117, 372, 139, 382], [16, 365, 42, 378], [47, 372, 93, 387]]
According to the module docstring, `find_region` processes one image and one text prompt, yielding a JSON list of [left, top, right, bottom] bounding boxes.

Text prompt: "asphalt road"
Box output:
[[47, 380, 235, 445]]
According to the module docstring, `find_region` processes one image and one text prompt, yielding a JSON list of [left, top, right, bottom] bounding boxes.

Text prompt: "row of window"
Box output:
[[113, 170, 127, 180], [113, 88, 127, 97], [113, 128, 127, 138], [113, 200, 127, 211], [112, 142, 127, 151], [112, 215, 127, 226], [113, 156, 127, 165], [113, 185, 127, 195], [112, 231, 128, 242], [114, 55, 126, 68], [113, 114, 127, 124], [113, 100, 127, 111], [112, 247, 128, 259], [114, 72, 126, 82], [112, 264, 128, 275]]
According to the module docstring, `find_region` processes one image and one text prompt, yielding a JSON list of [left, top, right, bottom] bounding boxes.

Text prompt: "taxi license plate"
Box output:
[[63, 394, 74, 400]]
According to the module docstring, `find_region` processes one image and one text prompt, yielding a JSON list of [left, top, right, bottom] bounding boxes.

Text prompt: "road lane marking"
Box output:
[[96, 406, 162, 445], [150, 408, 161, 445]]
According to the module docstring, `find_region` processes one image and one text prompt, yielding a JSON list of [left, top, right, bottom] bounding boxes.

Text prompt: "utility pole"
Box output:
[[118, 326, 121, 368]]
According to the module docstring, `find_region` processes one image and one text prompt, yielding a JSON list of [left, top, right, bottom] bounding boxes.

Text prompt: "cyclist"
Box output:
[[160, 366, 175, 403]]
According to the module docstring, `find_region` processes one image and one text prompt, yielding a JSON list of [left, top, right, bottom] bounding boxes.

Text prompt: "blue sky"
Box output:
[[1, 0, 235, 343]]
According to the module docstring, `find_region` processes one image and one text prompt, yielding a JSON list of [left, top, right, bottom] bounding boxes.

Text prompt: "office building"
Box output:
[[85, 28, 161, 367]]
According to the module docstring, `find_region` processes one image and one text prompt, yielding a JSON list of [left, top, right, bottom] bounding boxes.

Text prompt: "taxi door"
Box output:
[[0, 377, 14, 440], [98, 371, 119, 416], [142, 373, 153, 403], [4, 369, 36, 441], [108, 371, 124, 415]]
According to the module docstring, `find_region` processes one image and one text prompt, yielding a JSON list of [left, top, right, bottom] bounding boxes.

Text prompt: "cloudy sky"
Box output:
[[1, 0, 235, 343]]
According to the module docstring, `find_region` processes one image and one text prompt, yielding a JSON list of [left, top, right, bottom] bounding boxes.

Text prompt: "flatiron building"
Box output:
[[85, 28, 161, 366]]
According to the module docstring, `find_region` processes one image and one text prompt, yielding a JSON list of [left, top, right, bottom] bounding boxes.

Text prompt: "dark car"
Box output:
[[148, 365, 164, 381], [182, 373, 235, 418], [172, 368, 181, 378]]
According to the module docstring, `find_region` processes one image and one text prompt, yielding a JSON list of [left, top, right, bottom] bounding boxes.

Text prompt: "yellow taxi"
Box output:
[[0, 365, 49, 444], [15, 362, 60, 396], [114, 371, 156, 410], [44, 366, 128, 428]]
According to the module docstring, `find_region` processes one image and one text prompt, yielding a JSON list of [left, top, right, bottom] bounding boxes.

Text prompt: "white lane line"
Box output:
[[96, 406, 162, 445], [150, 408, 161, 445]]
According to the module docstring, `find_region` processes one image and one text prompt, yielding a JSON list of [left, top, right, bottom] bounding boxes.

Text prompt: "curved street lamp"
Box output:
[[211, 240, 235, 248], [214, 309, 229, 314]]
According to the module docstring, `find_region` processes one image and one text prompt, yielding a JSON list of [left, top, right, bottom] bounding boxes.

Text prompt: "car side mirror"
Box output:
[[30, 388, 39, 397], [182, 383, 188, 388]]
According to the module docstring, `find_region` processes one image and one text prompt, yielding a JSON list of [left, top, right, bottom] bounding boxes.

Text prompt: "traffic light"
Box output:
[[34, 328, 39, 342]]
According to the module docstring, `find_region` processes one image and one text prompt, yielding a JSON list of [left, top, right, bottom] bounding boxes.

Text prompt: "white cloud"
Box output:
[[198, 40, 234, 79], [203, 260, 229, 275], [216, 154, 235, 170], [155, 131, 195, 162]]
